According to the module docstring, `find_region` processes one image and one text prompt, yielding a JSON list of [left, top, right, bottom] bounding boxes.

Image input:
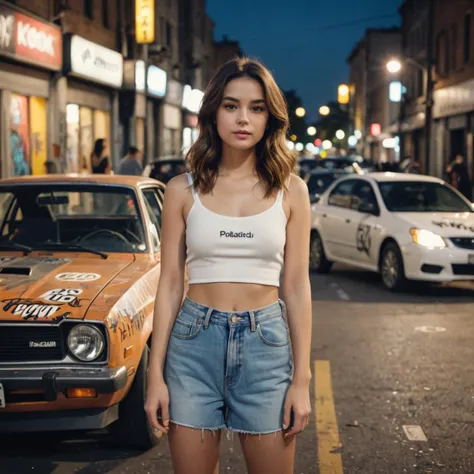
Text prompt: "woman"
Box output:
[[90, 138, 111, 174], [145, 58, 312, 474]]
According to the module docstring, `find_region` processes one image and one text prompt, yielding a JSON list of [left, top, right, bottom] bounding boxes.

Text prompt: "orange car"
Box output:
[[0, 174, 165, 449]]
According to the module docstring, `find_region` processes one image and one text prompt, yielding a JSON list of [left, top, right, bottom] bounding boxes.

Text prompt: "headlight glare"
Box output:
[[410, 228, 446, 249], [67, 325, 105, 362]]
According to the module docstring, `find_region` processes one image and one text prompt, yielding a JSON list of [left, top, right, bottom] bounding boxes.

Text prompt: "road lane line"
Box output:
[[403, 425, 428, 442], [329, 282, 351, 301], [315, 360, 344, 474]]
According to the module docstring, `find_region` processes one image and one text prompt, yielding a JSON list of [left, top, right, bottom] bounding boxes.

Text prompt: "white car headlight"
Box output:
[[68, 325, 105, 362], [410, 228, 446, 249]]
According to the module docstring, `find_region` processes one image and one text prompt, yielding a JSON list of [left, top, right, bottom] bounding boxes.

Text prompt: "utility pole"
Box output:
[[424, 0, 435, 175], [143, 43, 149, 166]]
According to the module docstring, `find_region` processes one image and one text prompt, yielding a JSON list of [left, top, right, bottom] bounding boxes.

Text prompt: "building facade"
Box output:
[[347, 28, 401, 163], [431, 0, 474, 182]]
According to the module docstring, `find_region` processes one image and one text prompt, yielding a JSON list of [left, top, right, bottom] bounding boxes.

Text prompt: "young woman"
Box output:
[[90, 138, 111, 174], [145, 57, 312, 474]]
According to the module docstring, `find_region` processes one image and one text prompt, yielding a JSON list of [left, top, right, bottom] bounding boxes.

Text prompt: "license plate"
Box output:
[[0, 383, 5, 408], [469, 255, 474, 265]]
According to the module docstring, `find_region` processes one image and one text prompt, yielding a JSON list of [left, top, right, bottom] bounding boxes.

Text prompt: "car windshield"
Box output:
[[378, 181, 473, 213], [307, 173, 344, 195], [0, 185, 148, 253]]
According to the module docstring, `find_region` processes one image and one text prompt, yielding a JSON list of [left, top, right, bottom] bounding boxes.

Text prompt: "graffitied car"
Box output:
[[0, 175, 165, 449], [310, 173, 474, 291]]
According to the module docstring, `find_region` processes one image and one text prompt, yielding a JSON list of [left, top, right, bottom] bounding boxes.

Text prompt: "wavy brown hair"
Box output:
[[187, 57, 296, 198]]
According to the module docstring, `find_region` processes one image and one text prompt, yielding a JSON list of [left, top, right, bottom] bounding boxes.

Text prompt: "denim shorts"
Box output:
[[163, 296, 293, 434]]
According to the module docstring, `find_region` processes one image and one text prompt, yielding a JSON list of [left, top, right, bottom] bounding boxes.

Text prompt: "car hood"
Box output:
[[0, 254, 134, 322], [392, 212, 474, 237]]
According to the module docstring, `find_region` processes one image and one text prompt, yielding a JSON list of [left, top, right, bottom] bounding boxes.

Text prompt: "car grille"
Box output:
[[450, 237, 474, 250], [452, 264, 474, 276], [0, 325, 65, 363]]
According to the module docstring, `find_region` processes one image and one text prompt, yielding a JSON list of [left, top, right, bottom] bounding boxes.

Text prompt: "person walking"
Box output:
[[145, 57, 312, 474], [117, 146, 143, 176]]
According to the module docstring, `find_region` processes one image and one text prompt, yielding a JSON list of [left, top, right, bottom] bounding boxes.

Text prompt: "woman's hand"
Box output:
[[282, 380, 312, 439], [144, 370, 170, 435]]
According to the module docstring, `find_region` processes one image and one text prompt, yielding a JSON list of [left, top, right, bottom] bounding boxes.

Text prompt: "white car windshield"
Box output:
[[378, 181, 473, 213]]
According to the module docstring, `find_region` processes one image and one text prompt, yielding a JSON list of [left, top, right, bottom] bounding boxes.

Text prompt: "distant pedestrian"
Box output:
[[117, 146, 143, 176], [91, 138, 112, 174], [447, 154, 472, 201]]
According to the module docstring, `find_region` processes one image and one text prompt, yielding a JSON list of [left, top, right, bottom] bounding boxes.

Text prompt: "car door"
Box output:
[[321, 179, 358, 259], [347, 179, 381, 265]]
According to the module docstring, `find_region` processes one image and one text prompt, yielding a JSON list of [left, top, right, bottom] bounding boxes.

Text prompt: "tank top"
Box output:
[[185, 173, 287, 286]]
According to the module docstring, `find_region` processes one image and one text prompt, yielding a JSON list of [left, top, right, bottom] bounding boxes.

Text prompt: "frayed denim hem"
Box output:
[[227, 427, 284, 436], [169, 420, 226, 440]]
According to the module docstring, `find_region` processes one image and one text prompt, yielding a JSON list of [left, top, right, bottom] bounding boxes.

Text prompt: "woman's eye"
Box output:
[[224, 104, 236, 110], [253, 106, 266, 112]]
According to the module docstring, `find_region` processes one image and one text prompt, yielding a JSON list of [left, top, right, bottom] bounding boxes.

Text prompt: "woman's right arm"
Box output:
[[145, 174, 188, 433]]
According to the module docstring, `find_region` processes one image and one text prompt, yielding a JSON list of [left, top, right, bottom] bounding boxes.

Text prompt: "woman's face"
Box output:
[[216, 77, 269, 151]]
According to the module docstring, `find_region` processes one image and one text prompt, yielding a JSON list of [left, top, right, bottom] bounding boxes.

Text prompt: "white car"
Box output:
[[310, 172, 474, 291]]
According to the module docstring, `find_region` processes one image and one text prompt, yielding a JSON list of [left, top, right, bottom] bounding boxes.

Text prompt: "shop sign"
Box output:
[[0, 5, 62, 70], [433, 78, 474, 119], [68, 35, 123, 88], [135, 0, 155, 44], [182, 85, 204, 114], [166, 80, 184, 106], [135, 61, 167, 97]]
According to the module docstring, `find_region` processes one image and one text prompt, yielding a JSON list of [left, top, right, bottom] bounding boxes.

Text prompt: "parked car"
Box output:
[[143, 157, 188, 183], [0, 174, 165, 449], [305, 169, 352, 203], [310, 172, 474, 291]]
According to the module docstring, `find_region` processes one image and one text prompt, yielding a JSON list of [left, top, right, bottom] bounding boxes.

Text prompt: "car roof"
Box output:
[[364, 172, 444, 184], [0, 174, 164, 188]]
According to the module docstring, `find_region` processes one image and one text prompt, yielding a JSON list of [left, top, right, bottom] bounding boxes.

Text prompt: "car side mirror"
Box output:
[[310, 193, 321, 204], [358, 202, 379, 216]]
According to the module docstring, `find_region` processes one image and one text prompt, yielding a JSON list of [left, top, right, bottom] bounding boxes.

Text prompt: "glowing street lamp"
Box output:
[[295, 107, 306, 118], [319, 105, 330, 116], [322, 140, 332, 150], [307, 126, 317, 136], [335, 129, 345, 140], [386, 59, 402, 74]]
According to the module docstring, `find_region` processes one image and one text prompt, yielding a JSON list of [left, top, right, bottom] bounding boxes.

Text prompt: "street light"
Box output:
[[335, 129, 345, 140], [386, 59, 402, 74], [307, 126, 317, 136], [386, 55, 434, 173], [319, 105, 330, 116], [295, 107, 306, 118]]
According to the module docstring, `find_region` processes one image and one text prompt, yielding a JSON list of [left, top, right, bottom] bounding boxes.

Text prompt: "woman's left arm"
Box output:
[[282, 174, 312, 438]]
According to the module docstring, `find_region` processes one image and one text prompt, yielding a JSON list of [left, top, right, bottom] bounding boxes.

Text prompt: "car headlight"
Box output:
[[67, 325, 105, 362], [410, 228, 446, 249]]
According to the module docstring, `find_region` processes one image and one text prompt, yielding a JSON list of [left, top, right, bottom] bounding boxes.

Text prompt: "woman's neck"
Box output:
[[219, 145, 257, 178]]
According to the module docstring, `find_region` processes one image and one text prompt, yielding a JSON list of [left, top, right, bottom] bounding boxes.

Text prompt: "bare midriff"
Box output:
[[186, 282, 279, 312]]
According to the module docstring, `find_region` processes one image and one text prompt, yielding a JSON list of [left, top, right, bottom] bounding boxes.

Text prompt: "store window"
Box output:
[[10, 94, 47, 177], [66, 104, 111, 174]]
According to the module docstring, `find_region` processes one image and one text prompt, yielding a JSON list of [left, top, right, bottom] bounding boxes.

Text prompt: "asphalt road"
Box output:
[[1, 264, 474, 474]]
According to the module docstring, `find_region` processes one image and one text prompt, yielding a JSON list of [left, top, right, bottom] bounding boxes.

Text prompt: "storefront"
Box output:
[[121, 60, 167, 161], [63, 35, 123, 173], [181, 85, 204, 155], [0, 3, 62, 177], [433, 79, 474, 181]]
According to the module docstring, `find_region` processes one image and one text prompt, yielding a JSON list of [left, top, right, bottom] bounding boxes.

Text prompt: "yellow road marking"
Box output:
[[315, 360, 344, 474]]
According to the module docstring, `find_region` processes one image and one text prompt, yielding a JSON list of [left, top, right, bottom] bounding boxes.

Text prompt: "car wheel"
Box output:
[[110, 345, 162, 450], [380, 242, 406, 291], [310, 231, 333, 274]]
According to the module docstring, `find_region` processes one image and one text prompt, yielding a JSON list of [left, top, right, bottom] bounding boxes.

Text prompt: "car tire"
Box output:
[[310, 231, 333, 274], [380, 242, 406, 291], [109, 345, 162, 450]]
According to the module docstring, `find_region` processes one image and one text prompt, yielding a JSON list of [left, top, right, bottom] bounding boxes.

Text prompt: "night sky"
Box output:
[[207, 0, 402, 121]]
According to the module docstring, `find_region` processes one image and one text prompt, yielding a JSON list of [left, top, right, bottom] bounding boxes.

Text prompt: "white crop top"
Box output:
[[185, 173, 287, 286]]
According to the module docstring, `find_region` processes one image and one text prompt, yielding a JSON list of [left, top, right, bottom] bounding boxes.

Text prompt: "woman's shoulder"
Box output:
[[286, 173, 307, 196], [164, 173, 193, 201]]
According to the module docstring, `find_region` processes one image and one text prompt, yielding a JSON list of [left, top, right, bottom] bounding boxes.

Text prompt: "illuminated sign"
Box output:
[[135, 0, 155, 44], [370, 123, 381, 137]]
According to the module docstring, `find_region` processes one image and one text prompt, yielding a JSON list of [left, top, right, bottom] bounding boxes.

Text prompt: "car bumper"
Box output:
[[0, 365, 128, 400], [0, 405, 119, 433], [401, 243, 474, 282]]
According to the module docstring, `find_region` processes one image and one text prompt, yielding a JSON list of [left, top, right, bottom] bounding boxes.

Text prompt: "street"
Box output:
[[1, 264, 473, 474]]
